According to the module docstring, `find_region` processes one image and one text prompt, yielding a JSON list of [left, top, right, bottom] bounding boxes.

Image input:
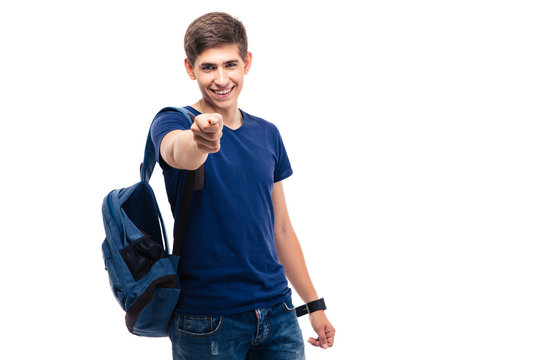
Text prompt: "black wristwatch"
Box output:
[[295, 298, 326, 317]]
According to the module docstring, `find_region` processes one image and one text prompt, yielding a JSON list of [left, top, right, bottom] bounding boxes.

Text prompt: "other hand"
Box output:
[[308, 311, 335, 349]]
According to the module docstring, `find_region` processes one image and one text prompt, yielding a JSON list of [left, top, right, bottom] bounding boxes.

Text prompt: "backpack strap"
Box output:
[[140, 107, 193, 183], [140, 106, 204, 256], [172, 165, 203, 256]]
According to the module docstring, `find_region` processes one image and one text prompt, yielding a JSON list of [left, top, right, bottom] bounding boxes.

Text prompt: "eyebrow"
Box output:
[[199, 60, 240, 68]]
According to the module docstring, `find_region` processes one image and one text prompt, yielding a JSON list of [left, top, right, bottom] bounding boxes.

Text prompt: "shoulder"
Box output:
[[155, 107, 193, 124], [151, 107, 193, 132], [242, 109, 281, 135]]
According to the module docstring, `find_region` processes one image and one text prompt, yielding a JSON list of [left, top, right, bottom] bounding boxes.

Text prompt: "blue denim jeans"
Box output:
[[169, 297, 305, 359]]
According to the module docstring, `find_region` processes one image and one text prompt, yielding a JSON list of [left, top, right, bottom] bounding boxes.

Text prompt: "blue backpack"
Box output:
[[101, 107, 203, 337]]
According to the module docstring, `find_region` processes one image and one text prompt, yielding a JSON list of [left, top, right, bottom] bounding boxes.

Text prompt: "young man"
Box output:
[[151, 12, 335, 359]]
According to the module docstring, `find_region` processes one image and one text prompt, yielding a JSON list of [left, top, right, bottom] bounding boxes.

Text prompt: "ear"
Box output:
[[184, 58, 196, 80], [243, 52, 253, 75]]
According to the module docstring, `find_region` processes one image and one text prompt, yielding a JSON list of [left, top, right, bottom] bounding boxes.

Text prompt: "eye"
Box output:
[[225, 62, 237, 68], [201, 64, 216, 71]]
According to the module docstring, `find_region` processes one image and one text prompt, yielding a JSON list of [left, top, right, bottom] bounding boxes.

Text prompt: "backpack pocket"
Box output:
[[120, 235, 168, 281]]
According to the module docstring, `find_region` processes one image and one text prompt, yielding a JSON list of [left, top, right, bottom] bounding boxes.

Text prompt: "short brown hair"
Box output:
[[184, 12, 248, 65]]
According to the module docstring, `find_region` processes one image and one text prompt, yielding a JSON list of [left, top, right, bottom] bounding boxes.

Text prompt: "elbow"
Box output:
[[183, 161, 204, 171], [274, 223, 294, 245], [167, 155, 204, 171]]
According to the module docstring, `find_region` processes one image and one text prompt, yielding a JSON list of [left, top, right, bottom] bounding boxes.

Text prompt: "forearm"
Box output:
[[276, 229, 319, 303], [161, 130, 208, 170]]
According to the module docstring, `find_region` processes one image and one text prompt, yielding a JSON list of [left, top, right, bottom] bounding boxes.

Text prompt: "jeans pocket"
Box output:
[[282, 297, 296, 312], [177, 315, 222, 336]]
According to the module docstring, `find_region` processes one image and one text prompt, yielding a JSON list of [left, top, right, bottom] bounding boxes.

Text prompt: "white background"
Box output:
[[1, 0, 539, 359]]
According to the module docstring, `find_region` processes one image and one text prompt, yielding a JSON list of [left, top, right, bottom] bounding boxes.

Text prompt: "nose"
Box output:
[[214, 67, 227, 87]]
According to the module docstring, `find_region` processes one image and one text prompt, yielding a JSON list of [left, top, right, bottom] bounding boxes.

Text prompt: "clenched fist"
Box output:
[[191, 113, 223, 154]]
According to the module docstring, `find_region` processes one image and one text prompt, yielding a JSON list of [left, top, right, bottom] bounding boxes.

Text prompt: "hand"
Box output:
[[190, 113, 223, 154], [308, 311, 335, 349]]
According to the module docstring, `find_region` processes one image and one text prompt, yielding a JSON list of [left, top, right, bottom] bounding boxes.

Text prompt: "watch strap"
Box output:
[[295, 298, 326, 317]]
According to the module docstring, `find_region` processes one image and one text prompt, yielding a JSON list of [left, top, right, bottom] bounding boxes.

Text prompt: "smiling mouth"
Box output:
[[211, 87, 234, 95]]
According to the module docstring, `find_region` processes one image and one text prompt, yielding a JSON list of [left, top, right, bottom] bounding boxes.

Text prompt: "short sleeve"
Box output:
[[150, 110, 192, 168], [273, 127, 293, 182]]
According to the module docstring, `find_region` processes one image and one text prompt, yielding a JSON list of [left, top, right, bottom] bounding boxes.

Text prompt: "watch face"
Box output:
[[296, 299, 326, 317], [307, 298, 326, 313]]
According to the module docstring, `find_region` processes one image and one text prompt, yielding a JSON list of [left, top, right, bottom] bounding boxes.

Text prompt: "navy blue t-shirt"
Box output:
[[151, 106, 293, 315]]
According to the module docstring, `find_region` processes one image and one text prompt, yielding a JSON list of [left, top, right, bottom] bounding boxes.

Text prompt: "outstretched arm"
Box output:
[[272, 181, 335, 349], [160, 112, 223, 170]]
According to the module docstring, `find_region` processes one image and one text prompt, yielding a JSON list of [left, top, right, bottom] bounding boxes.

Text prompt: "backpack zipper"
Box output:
[[107, 192, 121, 231]]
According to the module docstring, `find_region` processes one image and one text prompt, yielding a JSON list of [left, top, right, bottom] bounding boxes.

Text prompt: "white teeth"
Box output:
[[214, 88, 232, 95]]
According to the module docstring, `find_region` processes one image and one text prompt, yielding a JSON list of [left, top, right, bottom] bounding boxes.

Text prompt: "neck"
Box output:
[[197, 99, 242, 129]]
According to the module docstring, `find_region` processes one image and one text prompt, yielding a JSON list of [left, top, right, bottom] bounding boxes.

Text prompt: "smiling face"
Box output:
[[185, 43, 252, 114]]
